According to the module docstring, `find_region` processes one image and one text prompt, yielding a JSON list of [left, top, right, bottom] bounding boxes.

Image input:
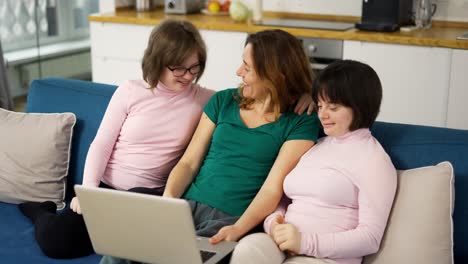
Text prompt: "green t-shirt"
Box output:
[[184, 89, 320, 216]]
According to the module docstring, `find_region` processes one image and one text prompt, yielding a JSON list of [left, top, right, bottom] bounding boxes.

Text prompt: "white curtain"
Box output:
[[0, 41, 13, 110]]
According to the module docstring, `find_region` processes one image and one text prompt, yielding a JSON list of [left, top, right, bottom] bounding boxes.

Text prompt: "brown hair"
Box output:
[[142, 19, 207, 88], [237, 30, 315, 118], [312, 60, 382, 130]]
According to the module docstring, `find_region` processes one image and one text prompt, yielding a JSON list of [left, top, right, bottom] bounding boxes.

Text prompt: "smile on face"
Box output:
[[317, 97, 354, 137], [236, 43, 267, 100], [160, 51, 200, 92]]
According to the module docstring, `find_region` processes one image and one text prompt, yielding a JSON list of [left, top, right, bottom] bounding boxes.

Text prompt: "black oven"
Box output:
[[298, 37, 343, 74]]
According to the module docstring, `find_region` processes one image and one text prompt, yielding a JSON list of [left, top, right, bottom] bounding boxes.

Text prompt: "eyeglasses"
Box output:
[[167, 64, 201, 77]]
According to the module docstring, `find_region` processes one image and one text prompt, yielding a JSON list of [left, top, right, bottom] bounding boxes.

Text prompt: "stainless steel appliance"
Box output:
[[164, 0, 203, 14], [259, 18, 354, 31], [298, 37, 344, 72], [415, 0, 437, 28], [259, 19, 348, 73], [356, 0, 413, 32]]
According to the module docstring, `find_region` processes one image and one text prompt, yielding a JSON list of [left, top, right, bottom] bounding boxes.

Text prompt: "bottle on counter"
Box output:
[[136, 0, 155, 12], [252, 0, 262, 22]]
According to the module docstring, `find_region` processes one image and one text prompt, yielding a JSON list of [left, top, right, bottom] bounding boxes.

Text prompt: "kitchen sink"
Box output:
[[457, 32, 468, 40]]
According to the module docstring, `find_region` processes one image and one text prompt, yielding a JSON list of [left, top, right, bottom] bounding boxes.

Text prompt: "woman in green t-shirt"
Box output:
[[163, 29, 321, 244]]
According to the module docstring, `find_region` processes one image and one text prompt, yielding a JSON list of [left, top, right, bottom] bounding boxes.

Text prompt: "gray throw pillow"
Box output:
[[0, 108, 76, 209]]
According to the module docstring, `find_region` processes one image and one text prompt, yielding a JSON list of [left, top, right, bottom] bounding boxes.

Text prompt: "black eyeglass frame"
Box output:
[[167, 64, 201, 77]]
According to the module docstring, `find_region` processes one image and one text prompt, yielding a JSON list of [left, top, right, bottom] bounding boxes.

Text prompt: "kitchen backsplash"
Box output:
[[108, 0, 468, 22], [432, 0, 468, 22], [250, 0, 468, 22], [249, 0, 362, 16]]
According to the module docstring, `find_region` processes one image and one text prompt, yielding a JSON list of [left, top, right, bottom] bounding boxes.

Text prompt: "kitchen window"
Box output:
[[0, 0, 99, 53]]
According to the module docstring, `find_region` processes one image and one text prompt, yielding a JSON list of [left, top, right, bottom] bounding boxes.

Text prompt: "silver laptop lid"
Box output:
[[75, 185, 204, 264]]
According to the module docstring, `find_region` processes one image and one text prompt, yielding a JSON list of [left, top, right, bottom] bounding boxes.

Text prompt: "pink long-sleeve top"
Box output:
[[264, 128, 397, 264], [81, 80, 214, 190]]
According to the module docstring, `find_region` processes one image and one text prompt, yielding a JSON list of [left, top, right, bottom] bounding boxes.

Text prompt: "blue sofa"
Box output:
[[1, 78, 468, 264]]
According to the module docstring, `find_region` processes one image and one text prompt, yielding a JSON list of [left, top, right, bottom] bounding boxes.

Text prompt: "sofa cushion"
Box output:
[[363, 162, 454, 264], [0, 109, 76, 209]]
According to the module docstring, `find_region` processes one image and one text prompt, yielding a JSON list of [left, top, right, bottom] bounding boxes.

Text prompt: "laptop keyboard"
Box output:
[[200, 250, 216, 262]]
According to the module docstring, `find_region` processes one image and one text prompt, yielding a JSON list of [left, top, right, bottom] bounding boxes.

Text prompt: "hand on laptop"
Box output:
[[70, 196, 82, 215], [209, 225, 243, 244]]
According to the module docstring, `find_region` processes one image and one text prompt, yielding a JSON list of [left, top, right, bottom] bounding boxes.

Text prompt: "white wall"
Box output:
[[99, 1, 115, 13], [240, 0, 468, 22], [433, 0, 468, 22], [108, 0, 468, 22], [257, 0, 361, 16]]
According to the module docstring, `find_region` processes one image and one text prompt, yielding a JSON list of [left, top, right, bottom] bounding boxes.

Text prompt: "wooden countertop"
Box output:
[[88, 9, 468, 50]]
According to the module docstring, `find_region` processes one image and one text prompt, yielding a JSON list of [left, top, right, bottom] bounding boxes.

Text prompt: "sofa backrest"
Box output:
[[371, 122, 468, 263], [27, 78, 117, 200], [26, 78, 468, 263]]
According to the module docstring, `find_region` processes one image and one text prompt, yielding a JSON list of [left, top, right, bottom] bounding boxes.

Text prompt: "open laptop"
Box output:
[[74, 185, 237, 264]]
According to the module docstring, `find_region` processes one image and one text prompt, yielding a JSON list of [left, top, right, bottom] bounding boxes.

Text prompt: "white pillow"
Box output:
[[363, 161, 454, 264]]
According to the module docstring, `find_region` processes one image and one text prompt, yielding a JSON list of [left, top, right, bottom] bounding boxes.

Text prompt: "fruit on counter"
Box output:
[[207, 0, 221, 13], [229, 0, 249, 22], [221, 0, 231, 12]]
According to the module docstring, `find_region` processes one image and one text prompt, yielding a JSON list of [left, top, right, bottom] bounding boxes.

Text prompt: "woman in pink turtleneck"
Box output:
[[230, 60, 397, 264], [18, 19, 214, 259]]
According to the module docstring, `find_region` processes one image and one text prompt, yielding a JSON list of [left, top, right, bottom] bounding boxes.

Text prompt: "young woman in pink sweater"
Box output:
[[230, 60, 397, 264], [17, 19, 214, 259]]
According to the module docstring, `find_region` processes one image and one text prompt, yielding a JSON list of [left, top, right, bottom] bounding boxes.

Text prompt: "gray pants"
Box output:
[[100, 200, 239, 264]]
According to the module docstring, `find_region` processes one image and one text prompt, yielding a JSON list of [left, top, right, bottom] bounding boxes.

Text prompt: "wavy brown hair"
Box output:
[[142, 19, 206, 89], [237, 30, 315, 119]]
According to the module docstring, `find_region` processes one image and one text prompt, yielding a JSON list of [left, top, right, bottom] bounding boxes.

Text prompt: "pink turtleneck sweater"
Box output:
[[81, 80, 214, 190], [264, 128, 397, 264]]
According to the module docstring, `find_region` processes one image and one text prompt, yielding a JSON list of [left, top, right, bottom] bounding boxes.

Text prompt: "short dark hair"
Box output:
[[312, 60, 382, 130], [142, 19, 206, 89]]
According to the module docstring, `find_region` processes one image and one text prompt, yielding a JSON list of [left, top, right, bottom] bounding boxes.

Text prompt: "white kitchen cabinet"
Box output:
[[90, 22, 151, 85], [343, 40, 452, 128], [447, 49, 468, 130], [92, 57, 142, 85], [90, 22, 246, 91]]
